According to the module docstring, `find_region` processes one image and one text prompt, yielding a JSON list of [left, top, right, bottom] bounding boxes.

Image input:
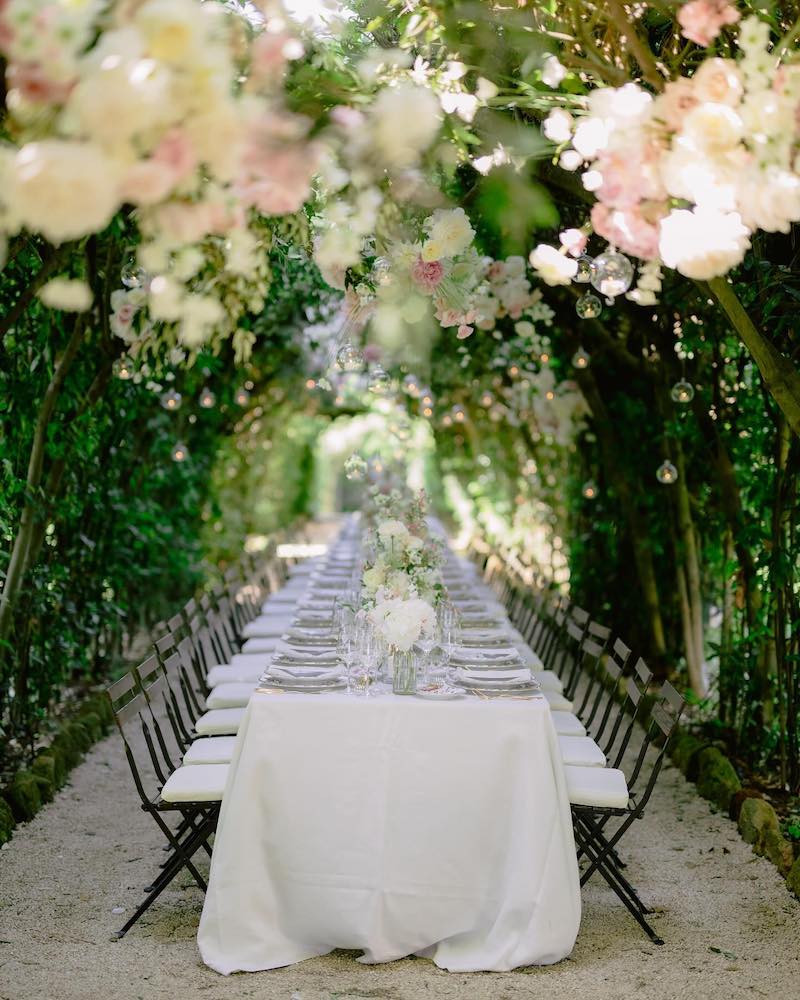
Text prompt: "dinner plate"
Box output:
[[459, 674, 538, 691], [415, 684, 464, 700]]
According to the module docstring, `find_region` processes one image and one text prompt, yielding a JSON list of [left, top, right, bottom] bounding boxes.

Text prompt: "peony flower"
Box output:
[[377, 519, 410, 546], [591, 204, 663, 260], [369, 83, 442, 169], [681, 102, 743, 152], [456, 324, 474, 339], [362, 564, 387, 595], [369, 596, 435, 652], [529, 244, 578, 285], [7, 141, 120, 244], [678, 0, 740, 48], [411, 256, 444, 291], [38, 277, 92, 312], [559, 228, 588, 257], [653, 79, 699, 131], [737, 167, 800, 233], [658, 207, 750, 279]]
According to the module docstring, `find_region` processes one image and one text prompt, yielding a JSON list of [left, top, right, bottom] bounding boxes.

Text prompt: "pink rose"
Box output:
[[6, 62, 74, 103], [678, 0, 740, 47], [152, 129, 195, 181], [411, 256, 444, 292], [654, 79, 699, 131], [456, 325, 474, 339]]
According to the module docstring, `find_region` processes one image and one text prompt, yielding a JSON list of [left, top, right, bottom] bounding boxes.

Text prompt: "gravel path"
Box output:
[[1, 713, 797, 1000]]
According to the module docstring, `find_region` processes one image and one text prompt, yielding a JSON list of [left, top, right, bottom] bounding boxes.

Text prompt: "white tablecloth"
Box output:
[[198, 689, 581, 973]]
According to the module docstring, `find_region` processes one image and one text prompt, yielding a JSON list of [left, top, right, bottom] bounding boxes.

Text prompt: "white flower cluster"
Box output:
[[0, 0, 312, 356], [368, 596, 436, 652], [540, 16, 800, 280]]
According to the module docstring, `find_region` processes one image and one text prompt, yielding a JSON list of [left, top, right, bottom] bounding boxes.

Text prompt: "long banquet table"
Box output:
[[197, 523, 581, 974]]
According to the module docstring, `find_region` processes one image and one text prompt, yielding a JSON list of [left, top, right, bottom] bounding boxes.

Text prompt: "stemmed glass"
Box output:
[[349, 618, 379, 696], [438, 602, 461, 685]]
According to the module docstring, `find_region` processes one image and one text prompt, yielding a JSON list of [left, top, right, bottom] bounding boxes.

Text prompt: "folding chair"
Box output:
[[107, 672, 226, 938], [566, 680, 685, 945]]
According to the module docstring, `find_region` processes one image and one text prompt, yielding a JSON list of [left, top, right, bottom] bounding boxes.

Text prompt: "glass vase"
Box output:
[[391, 648, 417, 696]]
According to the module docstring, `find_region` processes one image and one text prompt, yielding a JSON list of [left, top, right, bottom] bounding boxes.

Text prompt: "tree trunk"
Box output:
[[0, 318, 86, 681], [674, 444, 707, 697]]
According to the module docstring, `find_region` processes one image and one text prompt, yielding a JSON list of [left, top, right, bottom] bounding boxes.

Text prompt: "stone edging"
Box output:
[[0, 692, 114, 846], [668, 728, 800, 897]]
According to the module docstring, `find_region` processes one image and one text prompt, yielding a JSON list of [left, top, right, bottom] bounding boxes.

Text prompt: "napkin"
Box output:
[[460, 667, 532, 684], [451, 648, 521, 667], [268, 665, 342, 682], [274, 647, 339, 664]]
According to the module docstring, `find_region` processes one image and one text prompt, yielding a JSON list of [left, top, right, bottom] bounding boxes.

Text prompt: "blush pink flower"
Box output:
[[411, 256, 444, 291], [362, 343, 382, 363], [678, 0, 740, 47], [591, 203, 663, 261], [593, 140, 665, 209], [6, 62, 74, 103], [654, 79, 699, 131], [456, 324, 474, 339]]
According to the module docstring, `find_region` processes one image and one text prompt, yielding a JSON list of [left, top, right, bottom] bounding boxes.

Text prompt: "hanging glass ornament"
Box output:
[[420, 388, 434, 407], [442, 414, 453, 428], [335, 341, 364, 372], [451, 405, 466, 423], [575, 293, 602, 320], [372, 256, 392, 285], [160, 389, 182, 411], [120, 259, 147, 289], [582, 479, 599, 500], [171, 442, 189, 462], [480, 390, 494, 408], [422, 405, 434, 419], [344, 453, 367, 481], [572, 347, 591, 370], [574, 255, 593, 284], [234, 387, 251, 406], [368, 365, 391, 394], [590, 251, 634, 298], [403, 374, 420, 396], [670, 379, 695, 404], [656, 460, 678, 485], [199, 387, 216, 409], [113, 356, 133, 380]]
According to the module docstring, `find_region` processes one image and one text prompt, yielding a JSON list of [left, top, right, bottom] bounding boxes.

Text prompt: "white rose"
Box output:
[[529, 244, 578, 286], [369, 83, 442, 169], [8, 141, 120, 244], [38, 278, 93, 312], [691, 58, 744, 107], [541, 55, 566, 89], [736, 167, 800, 234], [681, 103, 743, 152], [543, 109, 573, 143], [362, 564, 387, 594], [658, 208, 750, 280], [423, 207, 475, 259]]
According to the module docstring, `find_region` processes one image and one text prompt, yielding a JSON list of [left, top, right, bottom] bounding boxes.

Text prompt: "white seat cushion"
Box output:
[[565, 765, 629, 809], [195, 707, 245, 736], [543, 690, 573, 712], [558, 735, 606, 768], [550, 711, 586, 737], [161, 763, 229, 802], [242, 637, 284, 653], [206, 682, 256, 709], [183, 736, 237, 766], [207, 658, 269, 688], [533, 669, 563, 693]]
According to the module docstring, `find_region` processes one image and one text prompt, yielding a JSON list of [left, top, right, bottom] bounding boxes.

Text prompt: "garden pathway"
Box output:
[[1, 704, 798, 1000]]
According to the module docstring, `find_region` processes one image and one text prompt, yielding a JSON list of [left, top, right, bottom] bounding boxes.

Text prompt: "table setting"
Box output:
[[197, 495, 580, 974]]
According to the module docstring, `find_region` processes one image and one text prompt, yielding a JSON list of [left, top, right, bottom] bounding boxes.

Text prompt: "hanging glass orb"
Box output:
[[582, 479, 599, 500], [336, 341, 364, 372], [171, 442, 189, 463], [372, 256, 392, 285], [120, 259, 147, 289], [199, 387, 216, 409], [113, 356, 133, 380], [671, 379, 695, 404], [420, 388, 434, 406], [368, 365, 391, 394], [403, 374, 420, 396], [572, 347, 591, 369], [394, 422, 412, 442], [234, 387, 251, 406], [344, 453, 367, 480], [160, 389, 182, 411], [576, 293, 602, 320], [442, 414, 453, 427], [422, 405, 434, 418], [574, 255, 593, 284], [451, 405, 466, 423], [480, 391, 494, 408], [656, 460, 678, 485], [590, 251, 634, 298]]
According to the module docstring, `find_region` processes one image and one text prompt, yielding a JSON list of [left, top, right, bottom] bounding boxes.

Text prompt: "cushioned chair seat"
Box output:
[[543, 690, 573, 711], [206, 682, 256, 709], [242, 637, 284, 653], [195, 707, 245, 736], [183, 736, 237, 766], [558, 735, 606, 768], [243, 616, 294, 638], [550, 711, 587, 737], [533, 669, 563, 693], [565, 764, 629, 809], [207, 658, 269, 688], [161, 763, 229, 802]]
